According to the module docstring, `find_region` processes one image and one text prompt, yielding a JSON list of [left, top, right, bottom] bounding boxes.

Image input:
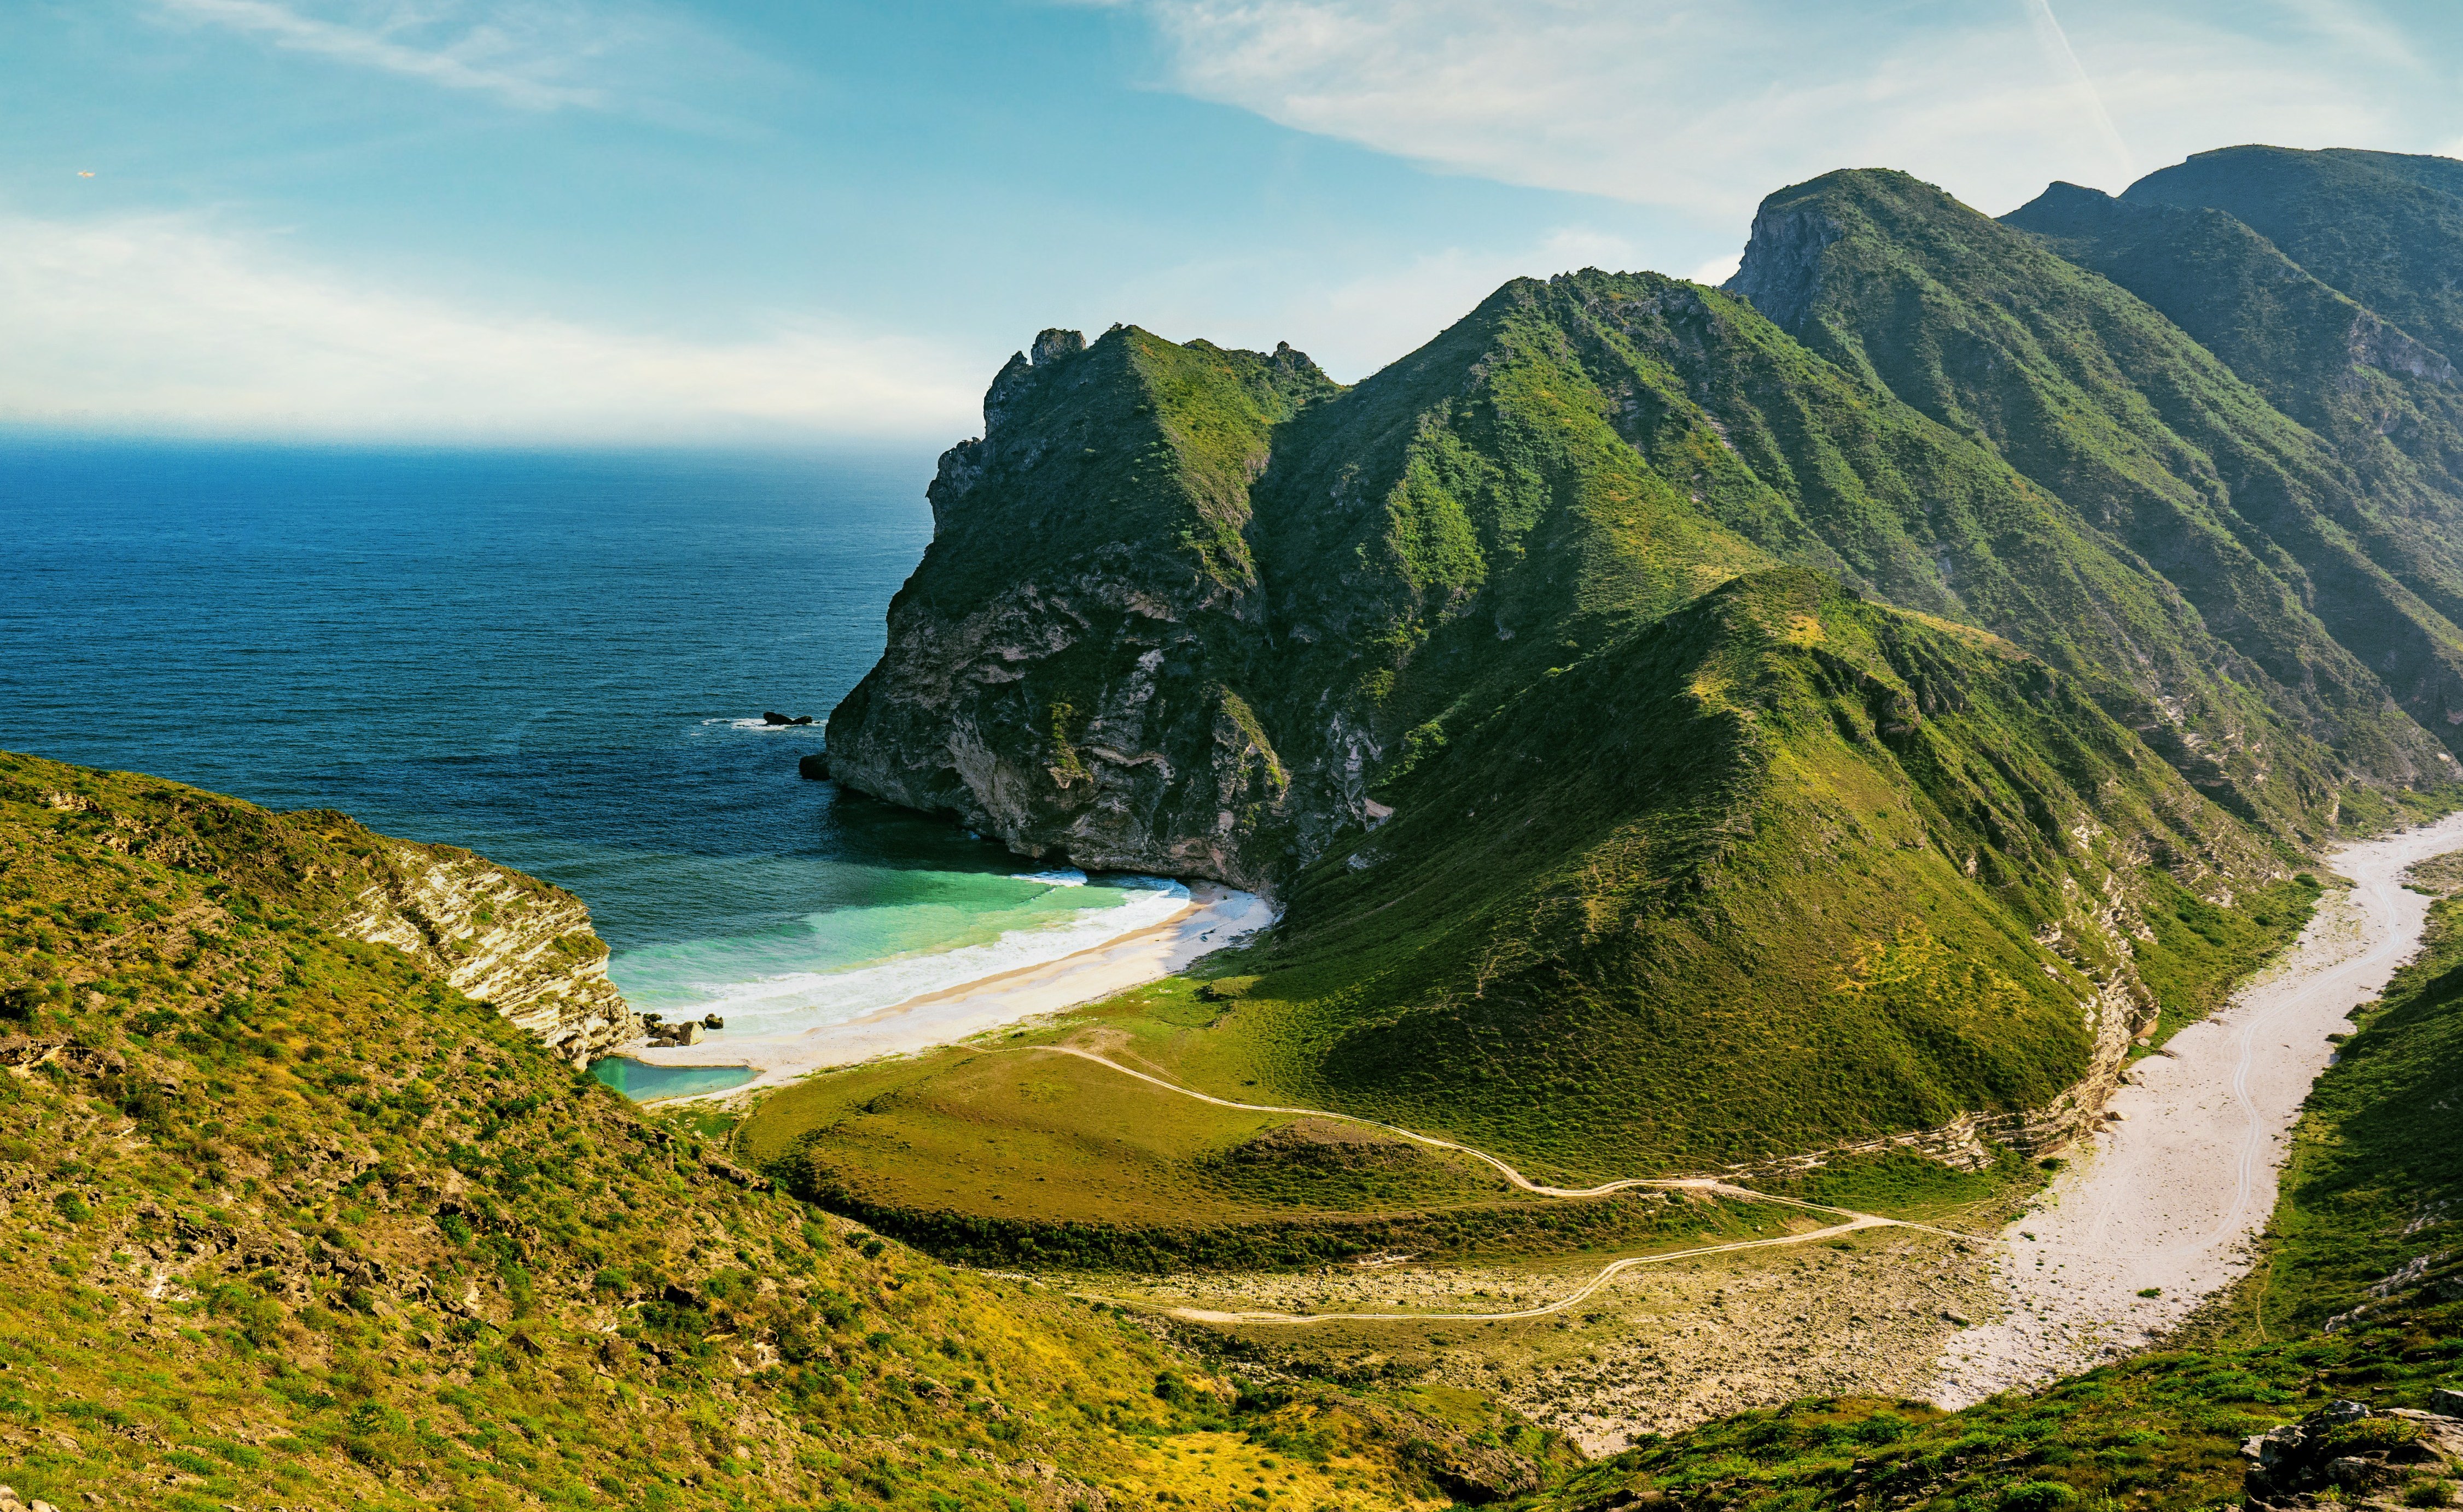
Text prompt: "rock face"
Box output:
[[342, 839, 637, 1066], [826, 326, 1343, 892], [2243, 1400, 2463, 1511]]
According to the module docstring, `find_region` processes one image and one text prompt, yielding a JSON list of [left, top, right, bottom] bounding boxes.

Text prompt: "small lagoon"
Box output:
[[590, 1057, 758, 1102]]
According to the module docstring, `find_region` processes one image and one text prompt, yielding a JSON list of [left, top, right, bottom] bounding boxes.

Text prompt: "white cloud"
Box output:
[[0, 213, 981, 441], [1121, 0, 2458, 219], [146, 0, 763, 117], [152, 0, 600, 108]]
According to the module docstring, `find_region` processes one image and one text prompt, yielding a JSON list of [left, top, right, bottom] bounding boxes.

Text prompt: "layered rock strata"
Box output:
[[344, 841, 637, 1065]]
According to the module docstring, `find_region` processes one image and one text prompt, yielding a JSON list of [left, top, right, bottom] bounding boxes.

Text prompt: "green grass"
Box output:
[[2129, 871, 2324, 1048], [0, 750, 1568, 1509], [740, 1021, 1803, 1273]]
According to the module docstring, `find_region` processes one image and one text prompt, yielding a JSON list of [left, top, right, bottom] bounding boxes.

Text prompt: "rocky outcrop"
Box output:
[[343, 841, 637, 1066], [2243, 1400, 2463, 1511], [825, 325, 1346, 893]]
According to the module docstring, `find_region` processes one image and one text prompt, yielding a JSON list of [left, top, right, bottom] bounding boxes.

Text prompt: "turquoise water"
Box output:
[[589, 1058, 759, 1102], [0, 440, 1171, 1063]]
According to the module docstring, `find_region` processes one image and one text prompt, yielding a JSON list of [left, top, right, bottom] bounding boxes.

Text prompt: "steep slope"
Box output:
[[826, 327, 1345, 892], [1219, 569, 2283, 1174], [15, 760, 639, 1063], [1728, 167, 2463, 809], [2004, 182, 2463, 633], [0, 749, 1563, 1509], [2125, 145, 2463, 367], [1525, 872, 2463, 1512]]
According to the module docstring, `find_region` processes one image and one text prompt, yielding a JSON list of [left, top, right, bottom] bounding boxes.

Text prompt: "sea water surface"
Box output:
[[0, 440, 1176, 1082]]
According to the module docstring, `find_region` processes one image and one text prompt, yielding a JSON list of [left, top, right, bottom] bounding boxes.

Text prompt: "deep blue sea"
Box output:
[[0, 440, 1178, 1054]]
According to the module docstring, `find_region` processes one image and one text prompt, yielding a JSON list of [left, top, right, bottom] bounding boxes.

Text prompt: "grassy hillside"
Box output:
[[0, 750, 1568, 1510], [2126, 145, 2463, 368], [1522, 881, 2463, 1512], [1729, 168, 2463, 818], [1220, 568, 2284, 1176], [2003, 181, 2463, 639]]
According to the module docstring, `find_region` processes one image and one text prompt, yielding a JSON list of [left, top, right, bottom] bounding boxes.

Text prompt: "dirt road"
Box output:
[[1021, 1045, 1968, 1326]]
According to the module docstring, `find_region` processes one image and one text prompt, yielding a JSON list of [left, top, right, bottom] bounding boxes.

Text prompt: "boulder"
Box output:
[[793, 715, 815, 725], [762, 711, 792, 726], [2241, 1400, 2463, 1510], [798, 752, 829, 780], [701, 1014, 725, 1030]]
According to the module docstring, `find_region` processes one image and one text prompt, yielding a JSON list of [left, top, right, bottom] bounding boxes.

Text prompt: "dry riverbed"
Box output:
[[1927, 809, 2463, 1406]]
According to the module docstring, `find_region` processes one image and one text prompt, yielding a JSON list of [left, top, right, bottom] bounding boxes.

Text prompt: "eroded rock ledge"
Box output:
[[344, 840, 637, 1066]]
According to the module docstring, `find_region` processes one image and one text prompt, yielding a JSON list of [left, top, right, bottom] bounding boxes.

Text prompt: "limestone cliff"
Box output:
[[342, 840, 636, 1065], [825, 326, 1346, 892], [0, 752, 636, 1066]]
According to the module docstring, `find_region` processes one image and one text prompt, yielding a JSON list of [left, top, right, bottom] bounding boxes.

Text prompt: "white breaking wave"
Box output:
[[700, 717, 822, 733], [616, 877, 1189, 1036], [1018, 868, 1088, 886]]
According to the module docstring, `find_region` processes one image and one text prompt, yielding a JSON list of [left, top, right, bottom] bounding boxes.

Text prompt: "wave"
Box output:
[[698, 717, 823, 733], [609, 875, 1189, 1036], [1017, 868, 1088, 886]]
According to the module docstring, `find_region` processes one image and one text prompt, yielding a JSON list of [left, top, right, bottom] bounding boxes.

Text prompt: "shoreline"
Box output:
[[1925, 808, 2463, 1407], [627, 879, 1272, 1096]]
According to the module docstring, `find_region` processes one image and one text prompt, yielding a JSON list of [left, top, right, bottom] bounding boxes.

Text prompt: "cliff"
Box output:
[[342, 839, 634, 1064], [1, 750, 637, 1064]]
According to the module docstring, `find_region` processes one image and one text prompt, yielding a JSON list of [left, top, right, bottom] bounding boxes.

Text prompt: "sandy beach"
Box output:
[[631, 880, 1271, 1094], [1926, 809, 2463, 1407]]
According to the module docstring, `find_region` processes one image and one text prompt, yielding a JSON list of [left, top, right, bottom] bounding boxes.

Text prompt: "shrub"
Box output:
[[2000, 1481, 2081, 1512]]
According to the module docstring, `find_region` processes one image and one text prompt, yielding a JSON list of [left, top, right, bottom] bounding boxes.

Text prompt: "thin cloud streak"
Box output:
[[0, 214, 981, 442], [2024, 0, 2136, 184], [1123, 1, 2457, 219], [153, 0, 605, 108]]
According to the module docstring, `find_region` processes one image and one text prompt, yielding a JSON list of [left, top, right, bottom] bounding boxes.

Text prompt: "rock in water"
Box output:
[[793, 715, 814, 725], [798, 752, 829, 780], [762, 711, 792, 726]]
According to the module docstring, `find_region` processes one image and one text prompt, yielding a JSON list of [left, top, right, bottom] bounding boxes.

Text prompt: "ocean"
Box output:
[[0, 439, 1181, 1060]]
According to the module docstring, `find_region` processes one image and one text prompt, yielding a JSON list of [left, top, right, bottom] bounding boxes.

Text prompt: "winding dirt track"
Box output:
[[1011, 1045, 1972, 1326]]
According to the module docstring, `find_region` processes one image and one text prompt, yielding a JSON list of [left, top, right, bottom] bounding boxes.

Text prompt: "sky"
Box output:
[[5, 0, 2462, 445]]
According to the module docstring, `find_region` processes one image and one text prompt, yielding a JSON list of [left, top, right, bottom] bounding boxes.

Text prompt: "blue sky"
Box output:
[[7, 0, 2461, 443]]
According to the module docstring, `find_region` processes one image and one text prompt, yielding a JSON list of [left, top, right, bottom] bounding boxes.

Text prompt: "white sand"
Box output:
[[631, 881, 1272, 1095], [1927, 809, 2463, 1407]]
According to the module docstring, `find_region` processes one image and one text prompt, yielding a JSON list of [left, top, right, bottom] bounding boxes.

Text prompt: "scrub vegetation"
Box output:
[[0, 751, 1569, 1509]]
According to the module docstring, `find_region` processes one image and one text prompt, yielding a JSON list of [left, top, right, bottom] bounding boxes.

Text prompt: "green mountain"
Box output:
[[0, 751, 1563, 1509], [826, 166, 2463, 1176], [1725, 168, 2463, 813], [2124, 145, 2463, 369]]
